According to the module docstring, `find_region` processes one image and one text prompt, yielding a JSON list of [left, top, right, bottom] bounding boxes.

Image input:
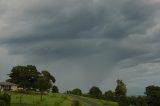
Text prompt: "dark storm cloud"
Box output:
[[0, 0, 160, 95], [2, 0, 157, 56], [1, 0, 157, 43]]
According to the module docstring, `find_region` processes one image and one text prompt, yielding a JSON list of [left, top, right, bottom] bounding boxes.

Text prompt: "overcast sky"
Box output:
[[0, 0, 160, 95]]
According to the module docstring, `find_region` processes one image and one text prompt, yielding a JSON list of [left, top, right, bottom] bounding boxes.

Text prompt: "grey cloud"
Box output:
[[0, 0, 160, 95]]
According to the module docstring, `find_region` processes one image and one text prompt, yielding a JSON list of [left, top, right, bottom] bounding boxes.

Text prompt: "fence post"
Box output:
[[20, 95, 23, 104]]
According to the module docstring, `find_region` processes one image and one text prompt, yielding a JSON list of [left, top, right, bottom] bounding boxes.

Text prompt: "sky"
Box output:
[[0, 0, 160, 95]]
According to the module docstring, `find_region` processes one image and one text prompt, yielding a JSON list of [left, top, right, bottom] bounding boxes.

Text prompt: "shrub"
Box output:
[[14, 89, 37, 94], [71, 100, 80, 106], [54, 101, 60, 106], [0, 93, 11, 106], [0, 99, 6, 106], [145, 85, 160, 106], [116, 96, 129, 106], [14, 89, 28, 94]]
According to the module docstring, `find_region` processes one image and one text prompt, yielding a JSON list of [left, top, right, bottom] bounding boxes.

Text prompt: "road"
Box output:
[[71, 95, 100, 106]]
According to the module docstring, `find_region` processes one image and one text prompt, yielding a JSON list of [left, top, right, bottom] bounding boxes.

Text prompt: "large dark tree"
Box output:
[[88, 86, 102, 99], [7, 65, 40, 89], [145, 85, 160, 106], [72, 88, 82, 96], [7, 65, 56, 101], [52, 85, 59, 93]]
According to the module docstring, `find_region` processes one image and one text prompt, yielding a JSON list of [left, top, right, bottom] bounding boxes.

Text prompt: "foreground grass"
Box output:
[[80, 96, 118, 106], [9, 92, 72, 106]]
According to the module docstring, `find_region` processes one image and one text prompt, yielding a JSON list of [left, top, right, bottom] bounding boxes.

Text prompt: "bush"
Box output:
[[14, 89, 37, 94], [145, 85, 160, 106], [0, 93, 11, 106], [116, 96, 129, 106], [71, 100, 80, 106], [72, 88, 82, 96], [54, 101, 60, 106], [0, 99, 6, 106]]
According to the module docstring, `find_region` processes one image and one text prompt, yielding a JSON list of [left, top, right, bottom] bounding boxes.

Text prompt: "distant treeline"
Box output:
[[67, 80, 160, 106]]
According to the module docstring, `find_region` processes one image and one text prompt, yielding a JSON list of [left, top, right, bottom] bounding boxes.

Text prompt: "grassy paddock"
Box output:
[[3, 92, 117, 106], [9, 92, 72, 106]]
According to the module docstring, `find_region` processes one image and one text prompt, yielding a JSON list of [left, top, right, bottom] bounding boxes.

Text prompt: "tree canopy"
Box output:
[[72, 88, 82, 96], [145, 85, 160, 106], [7, 65, 56, 101], [88, 86, 102, 99], [103, 90, 115, 101], [115, 80, 127, 98], [7, 65, 55, 91], [52, 85, 59, 93], [7, 65, 40, 89]]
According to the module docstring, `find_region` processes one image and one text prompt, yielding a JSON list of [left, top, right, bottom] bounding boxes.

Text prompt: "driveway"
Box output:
[[71, 95, 100, 106]]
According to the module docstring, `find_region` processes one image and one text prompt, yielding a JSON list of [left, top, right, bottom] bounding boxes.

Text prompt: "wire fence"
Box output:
[[11, 103, 56, 106]]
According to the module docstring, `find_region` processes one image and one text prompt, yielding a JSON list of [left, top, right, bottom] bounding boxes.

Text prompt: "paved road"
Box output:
[[71, 95, 100, 106]]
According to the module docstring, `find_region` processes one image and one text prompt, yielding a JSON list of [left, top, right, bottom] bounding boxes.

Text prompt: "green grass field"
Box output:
[[6, 92, 118, 106], [10, 93, 72, 106]]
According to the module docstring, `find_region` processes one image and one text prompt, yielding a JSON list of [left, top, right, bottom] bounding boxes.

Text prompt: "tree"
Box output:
[[35, 76, 52, 101], [41, 70, 56, 83], [103, 90, 115, 101], [136, 96, 147, 106], [35, 70, 56, 101], [72, 88, 82, 96], [127, 96, 148, 106], [52, 85, 59, 93], [7, 65, 56, 101], [115, 80, 127, 98], [145, 85, 160, 106], [7, 65, 40, 89], [115, 80, 127, 106], [34, 70, 56, 101], [88, 86, 102, 99]]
